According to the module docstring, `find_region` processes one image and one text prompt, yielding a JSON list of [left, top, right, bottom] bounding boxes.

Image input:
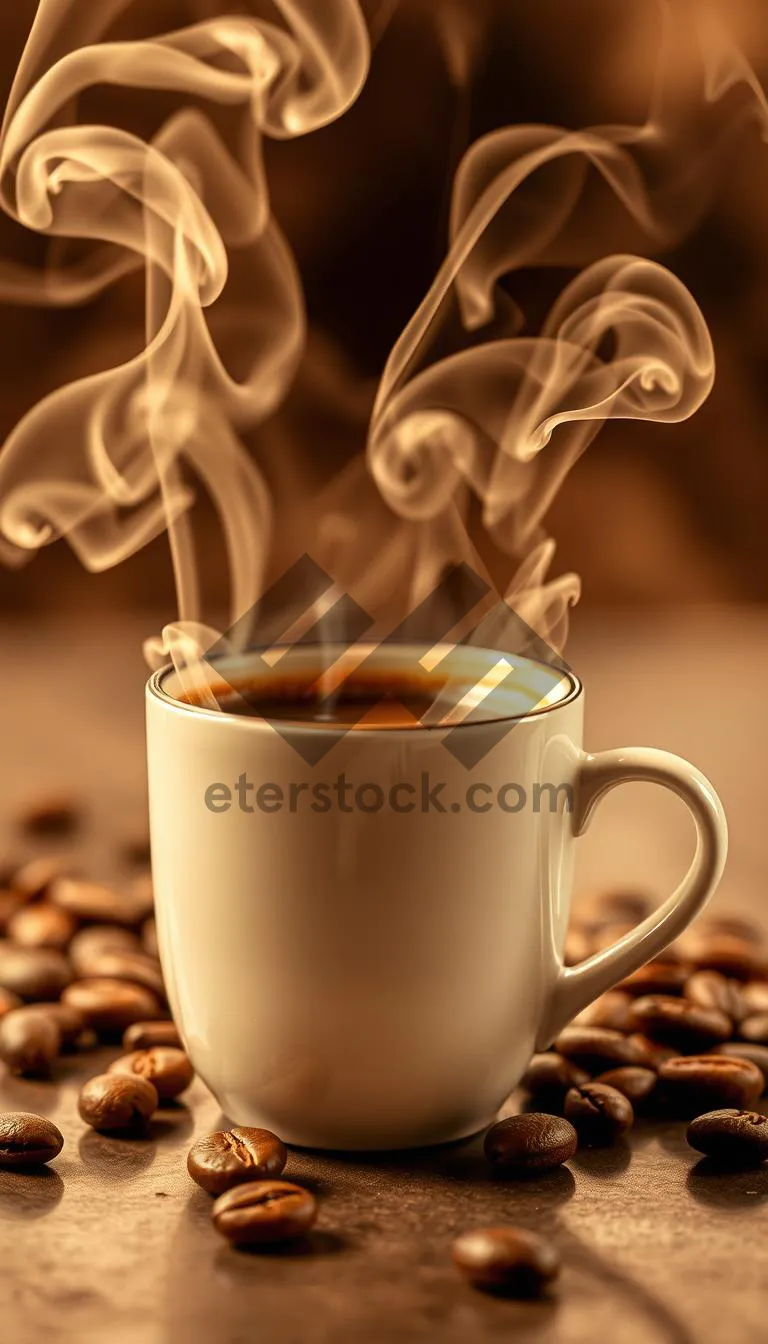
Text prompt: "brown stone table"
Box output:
[[1, 607, 767, 1344]]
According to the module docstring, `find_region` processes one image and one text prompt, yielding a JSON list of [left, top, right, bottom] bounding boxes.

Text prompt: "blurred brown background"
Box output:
[[0, 0, 767, 618]]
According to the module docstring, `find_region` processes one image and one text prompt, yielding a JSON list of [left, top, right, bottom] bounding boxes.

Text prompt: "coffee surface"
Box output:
[[213, 671, 447, 727], [179, 660, 571, 728]]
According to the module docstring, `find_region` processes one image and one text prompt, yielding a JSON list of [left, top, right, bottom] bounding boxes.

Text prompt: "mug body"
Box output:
[[146, 645, 583, 1148]]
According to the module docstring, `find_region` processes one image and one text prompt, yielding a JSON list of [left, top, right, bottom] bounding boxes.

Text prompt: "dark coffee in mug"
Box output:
[[178, 654, 572, 729]]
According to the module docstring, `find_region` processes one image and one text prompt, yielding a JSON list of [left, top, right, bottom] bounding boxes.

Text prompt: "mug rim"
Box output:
[[147, 643, 583, 733]]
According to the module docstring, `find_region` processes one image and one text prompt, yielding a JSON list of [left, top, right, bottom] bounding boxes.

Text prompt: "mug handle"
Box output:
[[537, 747, 728, 1049]]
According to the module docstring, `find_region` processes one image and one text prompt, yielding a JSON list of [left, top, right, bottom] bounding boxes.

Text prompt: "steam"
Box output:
[[0, 1, 765, 690], [367, 121, 715, 646], [0, 0, 369, 688]]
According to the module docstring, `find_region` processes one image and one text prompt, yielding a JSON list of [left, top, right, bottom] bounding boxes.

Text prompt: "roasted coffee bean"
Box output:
[[738, 1014, 768, 1045], [565, 1082, 633, 1145], [452, 1226, 560, 1297], [7, 902, 78, 951], [109, 1047, 193, 1102], [211, 1180, 317, 1246], [10, 1001, 84, 1049], [0, 986, 22, 1020], [625, 1033, 680, 1070], [80, 949, 165, 1000], [0, 889, 25, 933], [618, 961, 689, 998], [0, 1112, 64, 1168], [520, 1052, 589, 1103], [0, 941, 71, 1000], [687, 1110, 768, 1166], [627, 995, 732, 1051], [62, 978, 162, 1033], [685, 970, 745, 1022], [712, 1042, 768, 1091], [11, 856, 68, 901], [572, 991, 633, 1032], [122, 1019, 181, 1052], [17, 793, 80, 837], [594, 1066, 657, 1105], [484, 1114, 577, 1175], [0, 1007, 61, 1075], [700, 915, 766, 945], [50, 878, 148, 927], [658, 1055, 764, 1116], [188, 1127, 288, 1195], [554, 1026, 648, 1072], [689, 934, 767, 982], [69, 925, 142, 976], [78, 1072, 158, 1132], [742, 981, 768, 1015]]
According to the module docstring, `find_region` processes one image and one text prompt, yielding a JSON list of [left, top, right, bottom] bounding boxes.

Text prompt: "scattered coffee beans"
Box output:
[[188, 1127, 288, 1195], [0, 1007, 61, 1075], [627, 995, 732, 1051], [81, 949, 165, 1000], [689, 934, 767, 982], [51, 878, 147, 927], [78, 1073, 159, 1132], [711, 1041, 768, 1091], [62, 978, 162, 1033], [0, 986, 22, 1020], [737, 1013, 768, 1045], [625, 1034, 680, 1070], [741, 981, 768, 1015], [701, 915, 766, 944], [0, 1112, 64, 1167], [572, 991, 633, 1032], [6, 902, 78, 951], [212, 1180, 317, 1246], [594, 1066, 657, 1106], [69, 925, 142, 976], [109, 1047, 193, 1102], [0, 942, 71, 1001], [618, 961, 689, 998], [520, 1052, 589, 1103], [685, 971, 745, 1022], [11, 856, 68, 901], [686, 1110, 768, 1166], [564, 1083, 634, 1145], [452, 1226, 560, 1297], [122, 1020, 182, 1052], [484, 1114, 577, 1175], [658, 1054, 764, 1116], [554, 1026, 647, 1072], [32, 1002, 87, 1047]]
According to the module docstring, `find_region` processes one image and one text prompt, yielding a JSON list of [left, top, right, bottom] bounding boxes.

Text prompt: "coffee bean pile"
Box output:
[[2, 800, 768, 1299], [523, 890, 768, 1146]]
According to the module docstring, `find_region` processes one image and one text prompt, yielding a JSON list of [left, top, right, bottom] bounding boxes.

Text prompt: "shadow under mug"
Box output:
[[146, 643, 727, 1150]]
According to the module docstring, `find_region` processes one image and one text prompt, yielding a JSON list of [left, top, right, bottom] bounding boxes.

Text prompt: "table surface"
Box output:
[[1, 606, 767, 1344]]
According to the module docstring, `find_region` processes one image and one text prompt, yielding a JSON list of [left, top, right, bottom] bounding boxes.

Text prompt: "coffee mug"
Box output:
[[146, 643, 727, 1149]]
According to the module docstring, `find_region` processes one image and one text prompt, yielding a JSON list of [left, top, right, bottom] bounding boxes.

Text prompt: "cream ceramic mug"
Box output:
[[146, 643, 727, 1150]]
